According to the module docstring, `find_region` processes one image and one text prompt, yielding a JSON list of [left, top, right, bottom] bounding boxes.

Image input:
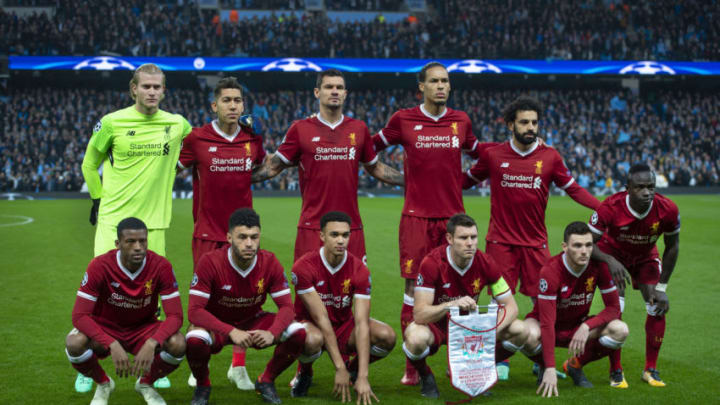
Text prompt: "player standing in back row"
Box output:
[[372, 62, 485, 385]]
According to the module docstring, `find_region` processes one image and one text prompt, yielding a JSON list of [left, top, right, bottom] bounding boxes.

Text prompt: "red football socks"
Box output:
[[645, 314, 666, 370], [259, 329, 307, 383], [187, 337, 212, 386], [232, 346, 246, 367], [71, 353, 110, 385]]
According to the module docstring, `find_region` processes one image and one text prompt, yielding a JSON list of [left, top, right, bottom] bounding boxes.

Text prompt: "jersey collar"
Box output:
[[509, 138, 539, 157], [116, 250, 147, 281], [227, 247, 258, 278], [320, 247, 347, 275], [446, 245, 474, 276], [562, 253, 588, 278], [625, 194, 653, 219], [212, 120, 241, 142], [420, 104, 447, 122], [316, 113, 345, 130]]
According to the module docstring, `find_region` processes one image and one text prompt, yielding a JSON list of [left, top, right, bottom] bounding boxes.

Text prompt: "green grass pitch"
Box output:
[[1, 195, 719, 404]]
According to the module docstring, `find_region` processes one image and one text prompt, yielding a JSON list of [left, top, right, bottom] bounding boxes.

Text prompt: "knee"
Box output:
[[608, 320, 629, 341], [403, 324, 430, 354], [508, 320, 529, 345], [65, 329, 90, 356], [373, 325, 397, 350], [164, 332, 186, 357], [304, 328, 324, 353]]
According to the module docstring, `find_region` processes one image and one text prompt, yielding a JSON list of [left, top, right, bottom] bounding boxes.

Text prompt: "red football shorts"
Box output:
[[294, 228, 367, 264], [209, 312, 277, 353], [332, 317, 357, 356], [485, 241, 550, 297], [94, 321, 164, 355], [613, 250, 662, 289], [192, 238, 228, 268], [399, 215, 449, 279], [428, 321, 449, 351], [524, 311, 590, 347]]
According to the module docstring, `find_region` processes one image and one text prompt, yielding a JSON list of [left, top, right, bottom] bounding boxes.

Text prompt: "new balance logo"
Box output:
[[501, 162, 509, 168], [443, 283, 451, 288], [317, 281, 325, 287], [561, 286, 568, 292], [620, 226, 629, 230], [125, 130, 136, 136], [312, 137, 320, 142], [222, 285, 232, 291], [208, 146, 217, 152], [111, 282, 120, 288], [414, 125, 423, 130]]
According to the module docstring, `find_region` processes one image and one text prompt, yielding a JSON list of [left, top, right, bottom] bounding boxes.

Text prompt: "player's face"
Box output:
[[116, 229, 148, 267], [627, 171, 656, 210], [228, 225, 260, 261], [314, 76, 347, 110], [419, 66, 450, 106], [133, 72, 165, 111], [510, 110, 539, 145], [320, 221, 351, 257], [446, 225, 479, 261], [212, 88, 244, 124], [562, 233, 594, 268]]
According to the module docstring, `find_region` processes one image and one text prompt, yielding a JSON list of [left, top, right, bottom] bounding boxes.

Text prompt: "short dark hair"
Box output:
[[228, 207, 260, 231], [502, 96, 542, 124], [320, 211, 352, 230], [418, 61, 446, 83], [316, 69, 345, 88], [117, 217, 147, 240], [447, 213, 477, 235], [563, 221, 591, 242], [214, 76, 243, 99], [628, 163, 652, 176]]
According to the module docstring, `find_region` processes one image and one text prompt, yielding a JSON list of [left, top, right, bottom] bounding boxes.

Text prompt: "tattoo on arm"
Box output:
[[369, 162, 404, 186], [251, 154, 287, 183]]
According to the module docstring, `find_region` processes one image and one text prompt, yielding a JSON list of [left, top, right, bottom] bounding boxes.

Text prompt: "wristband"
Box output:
[[655, 283, 667, 293]]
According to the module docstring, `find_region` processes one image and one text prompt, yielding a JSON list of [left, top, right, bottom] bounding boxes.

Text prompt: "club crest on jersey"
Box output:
[[472, 278, 481, 294], [404, 259, 414, 274], [144, 279, 153, 295], [191, 273, 199, 287], [93, 121, 102, 133], [416, 274, 424, 286], [342, 279, 351, 294], [585, 277, 595, 292], [535, 161, 543, 174], [245, 143, 252, 156], [81, 272, 89, 286], [650, 221, 660, 234], [349, 132, 356, 146], [539, 278, 548, 293], [291, 272, 298, 285], [451, 122, 458, 135], [164, 125, 171, 141], [591, 212, 599, 225], [257, 278, 265, 294]]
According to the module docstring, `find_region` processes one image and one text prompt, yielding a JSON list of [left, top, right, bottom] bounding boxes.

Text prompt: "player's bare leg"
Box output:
[[401, 279, 422, 385], [135, 332, 186, 405], [345, 319, 396, 380], [291, 323, 324, 397], [65, 329, 114, 405], [403, 322, 439, 398], [640, 283, 667, 387]]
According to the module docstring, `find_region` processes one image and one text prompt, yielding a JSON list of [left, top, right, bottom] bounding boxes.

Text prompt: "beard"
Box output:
[[513, 128, 537, 145]]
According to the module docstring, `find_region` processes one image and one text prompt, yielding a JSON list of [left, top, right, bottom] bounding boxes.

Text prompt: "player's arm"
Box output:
[[489, 278, 517, 332], [251, 153, 289, 183], [650, 232, 679, 315], [462, 148, 491, 189], [413, 290, 476, 325], [352, 295, 377, 405], [364, 160, 404, 186], [299, 290, 352, 401], [80, 143, 104, 225], [188, 290, 253, 348], [250, 283, 294, 348], [132, 288, 183, 377], [536, 273, 560, 395], [588, 211, 631, 290]]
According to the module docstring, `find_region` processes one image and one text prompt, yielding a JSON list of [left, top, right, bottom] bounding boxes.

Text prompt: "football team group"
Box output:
[[65, 62, 681, 405]]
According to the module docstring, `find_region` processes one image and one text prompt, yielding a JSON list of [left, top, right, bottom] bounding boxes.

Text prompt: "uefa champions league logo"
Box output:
[[73, 56, 136, 70], [619, 61, 676, 75], [261, 58, 322, 72], [447, 60, 502, 74]]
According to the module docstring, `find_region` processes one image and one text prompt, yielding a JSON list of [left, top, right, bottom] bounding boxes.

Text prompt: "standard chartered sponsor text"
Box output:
[[127, 142, 163, 157], [501, 173, 535, 188]]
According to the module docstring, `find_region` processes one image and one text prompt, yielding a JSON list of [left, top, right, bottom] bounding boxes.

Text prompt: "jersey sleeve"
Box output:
[[550, 150, 575, 189], [276, 122, 301, 165], [180, 116, 192, 139], [267, 254, 291, 299], [662, 199, 681, 235], [157, 259, 180, 300], [465, 146, 491, 185], [373, 111, 403, 151], [77, 259, 105, 303], [88, 115, 114, 154], [188, 255, 213, 300], [291, 260, 315, 295], [254, 139, 268, 165], [415, 255, 439, 294], [353, 264, 372, 300], [588, 201, 612, 235], [481, 254, 512, 298], [178, 130, 196, 169], [461, 115, 480, 159], [360, 124, 378, 165], [585, 263, 620, 330], [536, 266, 560, 368]]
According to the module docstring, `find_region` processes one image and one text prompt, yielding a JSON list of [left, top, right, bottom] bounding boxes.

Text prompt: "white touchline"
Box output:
[[0, 215, 35, 227]]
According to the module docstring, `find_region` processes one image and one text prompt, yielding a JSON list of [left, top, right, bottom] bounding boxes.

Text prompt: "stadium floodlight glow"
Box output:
[[9, 56, 720, 75]]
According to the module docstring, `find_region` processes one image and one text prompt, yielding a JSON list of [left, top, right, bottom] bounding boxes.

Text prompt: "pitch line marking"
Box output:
[[0, 215, 34, 227]]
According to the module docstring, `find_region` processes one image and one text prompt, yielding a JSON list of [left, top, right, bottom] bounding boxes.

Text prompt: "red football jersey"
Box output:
[[467, 141, 577, 248], [414, 245, 509, 330], [179, 121, 266, 241], [533, 253, 620, 367], [77, 250, 180, 331], [373, 105, 480, 218], [291, 248, 372, 327], [276, 115, 377, 230], [189, 247, 290, 328], [589, 191, 680, 261]]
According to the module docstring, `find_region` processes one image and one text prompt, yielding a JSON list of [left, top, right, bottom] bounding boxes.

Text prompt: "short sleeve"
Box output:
[[267, 254, 291, 298], [461, 116, 479, 159], [77, 259, 105, 302], [157, 259, 180, 300], [415, 255, 439, 293], [588, 202, 611, 235], [353, 264, 372, 299], [360, 124, 378, 165], [178, 130, 196, 168], [596, 262, 617, 294], [375, 111, 403, 150], [181, 117, 192, 139], [188, 255, 213, 299], [254, 139, 267, 165], [466, 145, 491, 183], [276, 122, 302, 165], [88, 115, 114, 154], [551, 151, 575, 189], [662, 200, 681, 235], [537, 265, 560, 300], [291, 260, 315, 295], [479, 254, 509, 297]]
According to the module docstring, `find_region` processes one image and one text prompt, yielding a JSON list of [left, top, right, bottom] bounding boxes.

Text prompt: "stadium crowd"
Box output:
[[1, 0, 717, 60], [2, 85, 718, 193]]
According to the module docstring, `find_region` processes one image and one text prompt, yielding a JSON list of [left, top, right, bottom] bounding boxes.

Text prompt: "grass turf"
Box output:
[[0, 195, 718, 404]]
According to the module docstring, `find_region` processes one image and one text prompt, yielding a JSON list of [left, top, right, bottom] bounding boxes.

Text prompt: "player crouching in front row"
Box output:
[[290, 211, 396, 404], [186, 208, 307, 405], [403, 213, 531, 398], [530, 222, 629, 397], [65, 217, 186, 405]]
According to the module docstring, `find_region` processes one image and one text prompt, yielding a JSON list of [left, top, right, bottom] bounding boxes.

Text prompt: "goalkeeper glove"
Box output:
[[89, 198, 100, 226], [238, 114, 264, 136]]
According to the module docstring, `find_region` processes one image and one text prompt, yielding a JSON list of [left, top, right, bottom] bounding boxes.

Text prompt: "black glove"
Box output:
[[238, 114, 264, 136], [89, 198, 100, 226]]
